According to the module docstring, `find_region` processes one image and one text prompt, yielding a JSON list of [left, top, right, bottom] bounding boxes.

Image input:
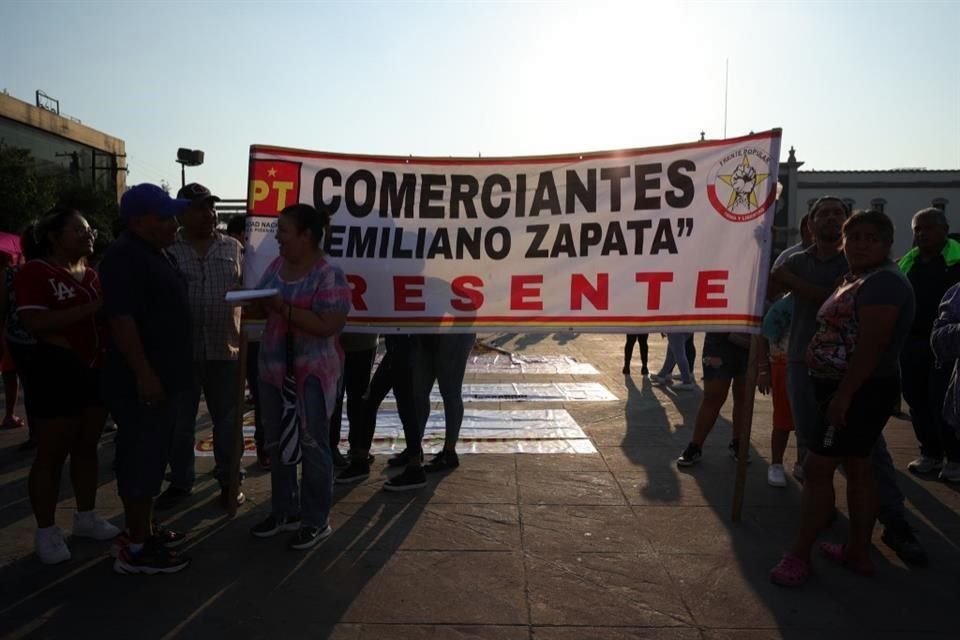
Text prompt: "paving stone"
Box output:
[[332, 502, 522, 552], [340, 551, 528, 625], [521, 505, 654, 553], [330, 624, 530, 640], [517, 471, 626, 505], [533, 627, 700, 640], [525, 552, 692, 627]]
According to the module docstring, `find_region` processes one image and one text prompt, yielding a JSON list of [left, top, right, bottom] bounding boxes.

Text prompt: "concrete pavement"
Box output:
[[0, 333, 958, 639]]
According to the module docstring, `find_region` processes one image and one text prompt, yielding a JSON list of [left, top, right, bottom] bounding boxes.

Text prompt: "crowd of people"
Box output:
[[0, 183, 476, 574], [621, 198, 960, 588], [2, 184, 959, 588]]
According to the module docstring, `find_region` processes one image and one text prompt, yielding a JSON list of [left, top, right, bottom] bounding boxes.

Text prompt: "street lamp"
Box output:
[[176, 148, 204, 188]]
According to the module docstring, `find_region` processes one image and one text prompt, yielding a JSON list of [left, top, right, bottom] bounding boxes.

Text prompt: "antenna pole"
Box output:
[[723, 58, 729, 139]]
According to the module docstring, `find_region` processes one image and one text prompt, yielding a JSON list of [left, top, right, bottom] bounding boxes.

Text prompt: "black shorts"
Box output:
[[107, 387, 181, 499], [701, 333, 749, 381], [810, 376, 899, 458], [11, 341, 102, 420]]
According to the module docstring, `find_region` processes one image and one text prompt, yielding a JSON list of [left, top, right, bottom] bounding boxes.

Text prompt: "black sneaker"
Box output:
[[729, 439, 751, 463], [219, 487, 246, 509], [622, 365, 630, 375], [424, 450, 460, 473], [387, 448, 423, 468], [288, 525, 332, 550], [677, 443, 703, 467], [383, 466, 427, 492], [154, 486, 192, 511], [110, 525, 188, 559], [347, 450, 375, 464], [332, 449, 350, 470], [152, 524, 187, 548], [640, 366, 649, 376], [250, 514, 301, 538], [882, 519, 928, 565], [113, 541, 191, 575], [335, 458, 370, 484]]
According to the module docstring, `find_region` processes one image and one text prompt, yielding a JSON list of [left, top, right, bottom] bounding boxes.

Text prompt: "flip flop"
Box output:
[[770, 553, 811, 588], [818, 542, 876, 577]]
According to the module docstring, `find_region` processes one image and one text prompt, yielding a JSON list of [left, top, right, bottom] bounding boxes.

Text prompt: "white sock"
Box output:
[[128, 542, 144, 554], [76, 510, 96, 524], [37, 525, 56, 538]]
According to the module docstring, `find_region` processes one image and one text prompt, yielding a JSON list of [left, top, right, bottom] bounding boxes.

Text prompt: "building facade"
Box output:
[[776, 147, 959, 259], [0, 92, 126, 202]]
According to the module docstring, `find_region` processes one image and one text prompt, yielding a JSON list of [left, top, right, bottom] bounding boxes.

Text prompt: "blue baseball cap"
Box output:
[[120, 184, 191, 220]]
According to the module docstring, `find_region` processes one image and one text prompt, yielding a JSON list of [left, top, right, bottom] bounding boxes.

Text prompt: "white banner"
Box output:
[[245, 131, 781, 333]]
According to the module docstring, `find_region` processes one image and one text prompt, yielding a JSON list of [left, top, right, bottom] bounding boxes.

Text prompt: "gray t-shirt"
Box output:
[[854, 264, 915, 377], [783, 247, 849, 363]]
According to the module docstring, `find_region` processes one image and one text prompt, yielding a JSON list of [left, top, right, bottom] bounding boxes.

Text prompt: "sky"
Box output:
[[2, 0, 958, 199]]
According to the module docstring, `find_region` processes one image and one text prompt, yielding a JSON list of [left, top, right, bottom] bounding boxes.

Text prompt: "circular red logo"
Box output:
[[706, 149, 776, 222]]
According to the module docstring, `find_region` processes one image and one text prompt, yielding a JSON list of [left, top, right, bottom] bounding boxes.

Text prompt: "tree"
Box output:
[[0, 143, 119, 243], [0, 144, 59, 233]]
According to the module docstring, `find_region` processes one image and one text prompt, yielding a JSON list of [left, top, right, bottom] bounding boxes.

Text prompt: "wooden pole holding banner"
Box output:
[[226, 324, 248, 518], [731, 331, 763, 522]]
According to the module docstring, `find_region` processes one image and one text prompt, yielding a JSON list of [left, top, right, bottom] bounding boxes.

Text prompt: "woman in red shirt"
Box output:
[[14, 208, 119, 565]]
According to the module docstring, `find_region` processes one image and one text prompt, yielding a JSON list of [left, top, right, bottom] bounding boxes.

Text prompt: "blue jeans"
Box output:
[[260, 377, 332, 528], [788, 360, 906, 526], [168, 360, 240, 490], [657, 333, 693, 384], [414, 333, 476, 447]]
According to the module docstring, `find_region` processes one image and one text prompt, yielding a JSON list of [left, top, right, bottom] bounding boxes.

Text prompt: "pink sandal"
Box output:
[[770, 553, 811, 587], [818, 542, 876, 577]]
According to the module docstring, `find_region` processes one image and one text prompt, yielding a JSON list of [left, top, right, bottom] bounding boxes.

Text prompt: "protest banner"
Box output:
[[244, 130, 781, 333]]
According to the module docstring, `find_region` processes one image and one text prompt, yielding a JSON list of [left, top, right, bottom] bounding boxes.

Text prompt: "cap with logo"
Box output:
[[177, 183, 221, 203]]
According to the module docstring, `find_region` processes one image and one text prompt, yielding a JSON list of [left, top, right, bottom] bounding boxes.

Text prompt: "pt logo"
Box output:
[[250, 160, 302, 216], [706, 148, 776, 222], [49, 279, 76, 301]]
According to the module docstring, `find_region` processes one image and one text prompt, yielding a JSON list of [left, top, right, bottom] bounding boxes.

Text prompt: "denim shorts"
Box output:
[[701, 333, 749, 381], [810, 376, 899, 458], [108, 390, 180, 498], [13, 341, 103, 420]]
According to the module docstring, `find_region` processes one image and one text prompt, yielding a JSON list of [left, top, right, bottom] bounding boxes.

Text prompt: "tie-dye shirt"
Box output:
[[806, 262, 914, 380], [256, 256, 351, 419]]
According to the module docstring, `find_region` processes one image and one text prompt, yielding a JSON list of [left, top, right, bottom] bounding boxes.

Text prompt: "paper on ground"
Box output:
[[195, 408, 596, 456]]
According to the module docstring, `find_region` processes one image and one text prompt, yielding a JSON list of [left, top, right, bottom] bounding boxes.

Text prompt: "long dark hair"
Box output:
[[31, 207, 81, 258]]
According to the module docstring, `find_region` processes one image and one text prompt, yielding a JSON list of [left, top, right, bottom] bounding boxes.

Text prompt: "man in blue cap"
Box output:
[[99, 184, 193, 574]]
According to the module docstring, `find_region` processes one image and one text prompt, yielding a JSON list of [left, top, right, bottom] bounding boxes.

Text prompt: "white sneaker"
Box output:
[[939, 461, 960, 483], [792, 463, 805, 483], [908, 456, 943, 475], [73, 512, 121, 541], [35, 527, 71, 565], [767, 464, 787, 487], [673, 382, 696, 391], [649, 374, 672, 386]]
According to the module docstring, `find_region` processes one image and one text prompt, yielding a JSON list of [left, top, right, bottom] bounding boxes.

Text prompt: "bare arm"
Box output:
[[755, 337, 772, 395], [264, 295, 345, 337], [827, 305, 899, 427], [20, 302, 101, 337], [770, 265, 833, 305]]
